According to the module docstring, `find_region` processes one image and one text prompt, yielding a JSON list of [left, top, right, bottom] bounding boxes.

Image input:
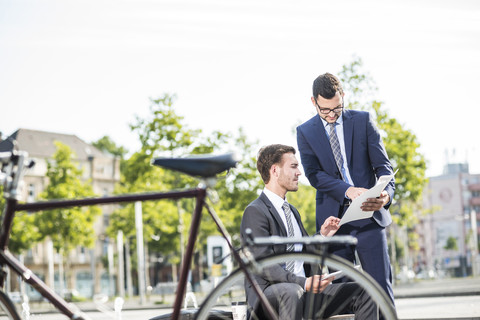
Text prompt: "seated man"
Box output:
[[240, 144, 377, 320]]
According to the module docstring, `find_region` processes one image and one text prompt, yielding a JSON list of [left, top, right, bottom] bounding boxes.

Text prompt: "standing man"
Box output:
[[296, 73, 395, 303], [241, 144, 377, 320]]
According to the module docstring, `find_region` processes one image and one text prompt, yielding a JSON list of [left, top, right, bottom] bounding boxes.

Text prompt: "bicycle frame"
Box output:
[[0, 185, 206, 320]]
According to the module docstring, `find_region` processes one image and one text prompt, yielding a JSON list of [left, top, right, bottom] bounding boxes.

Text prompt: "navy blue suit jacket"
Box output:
[[296, 110, 395, 230]]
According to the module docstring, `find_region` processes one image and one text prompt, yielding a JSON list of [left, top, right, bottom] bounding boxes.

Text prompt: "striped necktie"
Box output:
[[282, 202, 295, 273], [328, 122, 346, 182]]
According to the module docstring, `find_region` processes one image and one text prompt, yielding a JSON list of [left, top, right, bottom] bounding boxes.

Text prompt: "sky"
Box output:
[[1, 0, 479, 178]]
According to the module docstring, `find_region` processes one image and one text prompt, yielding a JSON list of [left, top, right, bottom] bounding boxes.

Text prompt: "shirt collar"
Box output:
[[320, 113, 344, 128], [263, 187, 287, 208]]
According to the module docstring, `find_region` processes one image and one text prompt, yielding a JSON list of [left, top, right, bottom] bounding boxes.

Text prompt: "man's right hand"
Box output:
[[346, 186, 368, 200], [305, 274, 333, 293]]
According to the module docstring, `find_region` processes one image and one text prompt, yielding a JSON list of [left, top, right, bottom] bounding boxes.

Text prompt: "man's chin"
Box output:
[[289, 185, 299, 192]]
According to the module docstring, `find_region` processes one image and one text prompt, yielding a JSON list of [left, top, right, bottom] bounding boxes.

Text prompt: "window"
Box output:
[[27, 184, 35, 202]]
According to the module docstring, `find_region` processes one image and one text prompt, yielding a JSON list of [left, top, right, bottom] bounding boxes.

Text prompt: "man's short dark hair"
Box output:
[[257, 144, 296, 184], [312, 73, 344, 99]]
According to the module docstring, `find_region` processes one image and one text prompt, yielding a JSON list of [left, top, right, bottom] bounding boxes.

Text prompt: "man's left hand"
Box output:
[[320, 216, 341, 237], [306, 275, 333, 293], [361, 190, 390, 212]]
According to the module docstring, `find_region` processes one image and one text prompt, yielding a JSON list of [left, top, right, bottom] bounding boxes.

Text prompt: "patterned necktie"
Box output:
[[282, 202, 295, 273], [328, 122, 345, 182]]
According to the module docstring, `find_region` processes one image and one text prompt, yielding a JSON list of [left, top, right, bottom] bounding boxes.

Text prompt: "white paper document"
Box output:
[[339, 174, 395, 226], [321, 265, 361, 281]]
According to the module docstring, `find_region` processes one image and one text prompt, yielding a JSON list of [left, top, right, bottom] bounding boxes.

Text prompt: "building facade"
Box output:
[[417, 163, 480, 277], [0, 128, 121, 299]]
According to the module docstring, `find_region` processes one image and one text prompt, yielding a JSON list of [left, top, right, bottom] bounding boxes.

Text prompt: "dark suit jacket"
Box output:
[[240, 192, 310, 311], [296, 110, 395, 229]]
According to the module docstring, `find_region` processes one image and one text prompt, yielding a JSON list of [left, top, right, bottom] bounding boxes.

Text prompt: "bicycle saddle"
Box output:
[[151, 153, 238, 178]]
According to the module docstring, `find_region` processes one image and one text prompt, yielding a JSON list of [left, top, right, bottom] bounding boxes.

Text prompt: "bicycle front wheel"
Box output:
[[0, 291, 21, 320], [196, 252, 397, 320]]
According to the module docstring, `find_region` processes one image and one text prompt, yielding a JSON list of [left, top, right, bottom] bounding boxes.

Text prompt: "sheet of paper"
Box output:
[[339, 174, 395, 226], [321, 270, 343, 281], [321, 265, 361, 280]]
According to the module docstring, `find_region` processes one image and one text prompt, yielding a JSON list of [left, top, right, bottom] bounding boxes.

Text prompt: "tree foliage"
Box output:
[[36, 142, 101, 254], [106, 94, 261, 268], [288, 183, 317, 235], [92, 136, 129, 158], [208, 128, 263, 245], [0, 185, 42, 254], [444, 236, 458, 251], [9, 210, 41, 254]]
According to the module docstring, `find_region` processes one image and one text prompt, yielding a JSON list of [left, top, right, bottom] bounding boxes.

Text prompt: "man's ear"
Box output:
[[270, 164, 278, 178], [311, 96, 316, 106]]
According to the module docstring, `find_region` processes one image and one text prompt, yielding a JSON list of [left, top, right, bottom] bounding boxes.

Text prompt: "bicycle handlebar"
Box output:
[[251, 235, 358, 247], [1, 150, 34, 200], [0, 151, 14, 164], [244, 227, 358, 248]]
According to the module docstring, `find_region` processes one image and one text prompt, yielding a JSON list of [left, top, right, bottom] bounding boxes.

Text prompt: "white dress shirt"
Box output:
[[263, 187, 305, 278], [320, 114, 354, 186]]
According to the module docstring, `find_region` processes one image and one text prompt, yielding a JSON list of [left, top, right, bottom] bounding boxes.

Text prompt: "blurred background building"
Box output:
[[0, 128, 121, 299], [416, 160, 480, 278]]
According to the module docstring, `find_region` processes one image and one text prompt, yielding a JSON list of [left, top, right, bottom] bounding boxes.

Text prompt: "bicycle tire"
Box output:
[[0, 291, 21, 320], [196, 252, 397, 320]]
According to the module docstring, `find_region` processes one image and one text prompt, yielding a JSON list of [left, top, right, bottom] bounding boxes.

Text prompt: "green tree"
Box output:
[[36, 142, 101, 263], [107, 94, 231, 271], [444, 236, 458, 251], [130, 93, 200, 157], [9, 211, 41, 254], [107, 158, 181, 266], [92, 135, 128, 176], [207, 128, 262, 244], [107, 94, 262, 284], [0, 176, 41, 254], [92, 135, 128, 158]]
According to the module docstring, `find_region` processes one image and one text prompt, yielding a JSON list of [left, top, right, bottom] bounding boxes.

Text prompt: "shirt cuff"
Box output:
[[316, 231, 326, 238]]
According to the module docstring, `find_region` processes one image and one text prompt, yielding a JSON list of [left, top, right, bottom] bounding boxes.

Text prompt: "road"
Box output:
[[16, 309, 171, 320], [16, 277, 480, 320], [22, 295, 480, 320], [396, 295, 480, 319]]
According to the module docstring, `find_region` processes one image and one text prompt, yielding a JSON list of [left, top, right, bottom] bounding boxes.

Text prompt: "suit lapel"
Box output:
[[259, 192, 288, 237], [307, 116, 338, 171], [342, 110, 354, 166]]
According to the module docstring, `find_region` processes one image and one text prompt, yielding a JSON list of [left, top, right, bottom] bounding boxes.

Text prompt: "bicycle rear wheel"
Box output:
[[196, 252, 397, 320], [0, 291, 21, 320]]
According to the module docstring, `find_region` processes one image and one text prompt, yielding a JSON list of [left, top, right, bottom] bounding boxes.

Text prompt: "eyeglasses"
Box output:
[[316, 102, 344, 114]]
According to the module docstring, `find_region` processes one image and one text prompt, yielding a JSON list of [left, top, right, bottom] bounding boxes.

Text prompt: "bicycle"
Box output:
[[0, 148, 237, 320], [0, 147, 397, 320]]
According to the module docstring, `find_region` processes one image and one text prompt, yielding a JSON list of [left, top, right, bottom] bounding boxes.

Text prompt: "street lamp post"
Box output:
[[135, 201, 146, 304], [471, 210, 479, 277]]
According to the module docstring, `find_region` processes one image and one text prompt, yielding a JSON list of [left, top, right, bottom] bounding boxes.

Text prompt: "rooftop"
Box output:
[[0, 128, 111, 160]]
